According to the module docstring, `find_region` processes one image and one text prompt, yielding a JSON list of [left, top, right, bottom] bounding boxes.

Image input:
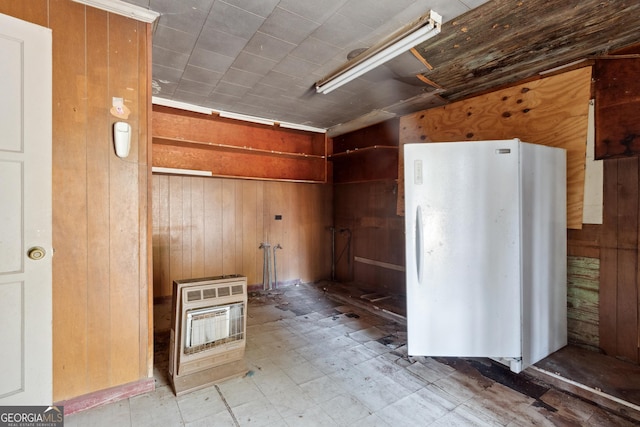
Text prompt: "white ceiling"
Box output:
[[123, 0, 490, 134]]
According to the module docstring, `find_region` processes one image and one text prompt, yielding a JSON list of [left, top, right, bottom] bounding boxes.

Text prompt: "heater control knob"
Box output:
[[27, 246, 46, 260]]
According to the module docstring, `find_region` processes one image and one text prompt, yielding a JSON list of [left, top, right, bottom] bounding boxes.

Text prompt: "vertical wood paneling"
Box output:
[[234, 181, 244, 275], [203, 179, 223, 277], [140, 21, 153, 379], [334, 181, 405, 294], [601, 157, 640, 363], [0, 0, 48, 26], [154, 175, 170, 297], [50, 0, 89, 400], [616, 158, 639, 362], [241, 181, 258, 285], [85, 6, 111, 391], [108, 13, 141, 386], [169, 177, 184, 288], [181, 178, 192, 278], [221, 180, 236, 275], [600, 159, 618, 356], [191, 178, 205, 278], [152, 176, 332, 296]]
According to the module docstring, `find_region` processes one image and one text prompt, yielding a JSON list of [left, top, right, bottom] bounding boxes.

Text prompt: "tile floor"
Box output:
[[65, 283, 637, 426]]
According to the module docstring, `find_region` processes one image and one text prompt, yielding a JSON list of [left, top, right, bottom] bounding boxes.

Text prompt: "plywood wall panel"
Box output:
[[152, 175, 332, 297], [0, 0, 48, 26], [49, 0, 90, 400], [399, 67, 592, 230], [85, 6, 111, 392], [190, 179, 205, 278], [203, 179, 223, 278], [108, 13, 143, 387]]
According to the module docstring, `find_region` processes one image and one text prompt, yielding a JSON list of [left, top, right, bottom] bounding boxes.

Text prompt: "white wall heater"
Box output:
[[169, 275, 247, 395]]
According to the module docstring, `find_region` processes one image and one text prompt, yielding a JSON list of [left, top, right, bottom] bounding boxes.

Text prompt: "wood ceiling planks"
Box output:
[[416, 0, 640, 103]]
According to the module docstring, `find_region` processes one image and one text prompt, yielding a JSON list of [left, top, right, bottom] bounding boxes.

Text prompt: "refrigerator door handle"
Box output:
[[415, 205, 423, 285]]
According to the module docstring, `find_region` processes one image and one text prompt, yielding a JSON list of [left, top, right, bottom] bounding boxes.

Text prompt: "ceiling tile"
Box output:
[[220, 0, 280, 18], [205, 2, 266, 39], [260, 70, 303, 89], [231, 52, 278, 76], [152, 45, 190, 70], [196, 26, 248, 58], [311, 13, 374, 48], [188, 48, 235, 73], [273, 56, 318, 79], [259, 7, 319, 44], [181, 65, 223, 85], [290, 37, 343, 66], [277, 0, 348, 24], [153, 25, 198, 53], [220, 70, 262, 89], [151, 0, 213, 33], [244, 32, 296, 62], [176, 79, 215, 96], [337, 0, 414, 28]]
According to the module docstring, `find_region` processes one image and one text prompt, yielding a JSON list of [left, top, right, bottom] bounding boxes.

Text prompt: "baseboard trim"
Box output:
[[55, 378, 155, 415]]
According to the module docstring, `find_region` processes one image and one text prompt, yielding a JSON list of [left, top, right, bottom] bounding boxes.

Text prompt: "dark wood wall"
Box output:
[[331, 120, 405, 293], [0, 0, 153, 401], [600, 158, 639, 363]]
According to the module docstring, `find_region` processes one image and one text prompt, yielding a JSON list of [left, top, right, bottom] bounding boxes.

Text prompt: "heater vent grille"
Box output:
[[187, 290, 201, 301], [203, 288, 217, 299], [184, 303, 244, 355], [217, 286, 231, 297], [232, 285, 243, 295]]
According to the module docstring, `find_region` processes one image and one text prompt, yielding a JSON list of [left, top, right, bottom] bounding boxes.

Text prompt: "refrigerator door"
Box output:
[[405, 140, 522, 358]]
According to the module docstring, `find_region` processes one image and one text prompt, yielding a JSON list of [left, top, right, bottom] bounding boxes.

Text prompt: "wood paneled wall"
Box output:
[[333, 180, 405, 294], [0, 1, 153, 401], [601, 158, 640, 363], [152, 175, 332, 297]]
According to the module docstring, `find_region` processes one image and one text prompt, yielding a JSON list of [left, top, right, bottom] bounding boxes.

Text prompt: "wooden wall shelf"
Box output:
[[152, 106, 328, 183], [329, 145, 397, 159], [154, 137, 326, 161]]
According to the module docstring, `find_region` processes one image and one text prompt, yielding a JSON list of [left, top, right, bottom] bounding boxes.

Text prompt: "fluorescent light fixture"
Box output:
[[278, 122, 327, 133], [218, 111, 275, 126], [72, 0, 159, 23], [152, 167, 213, 177], [316, 10, 442, 95], [152, 97, 216, 115]]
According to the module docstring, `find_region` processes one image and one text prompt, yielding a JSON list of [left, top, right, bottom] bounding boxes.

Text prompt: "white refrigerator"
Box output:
[[404, 139, 567, 373]]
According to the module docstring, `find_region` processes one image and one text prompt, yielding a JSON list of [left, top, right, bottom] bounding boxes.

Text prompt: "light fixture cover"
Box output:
[[316, 10, 442, 94]]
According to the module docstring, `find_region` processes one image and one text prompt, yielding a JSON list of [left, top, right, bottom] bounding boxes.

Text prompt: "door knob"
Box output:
[[27, 246, 46, 260]]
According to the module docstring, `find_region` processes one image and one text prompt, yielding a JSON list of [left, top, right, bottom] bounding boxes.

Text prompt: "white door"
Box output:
[[0, 13, 52, 405]]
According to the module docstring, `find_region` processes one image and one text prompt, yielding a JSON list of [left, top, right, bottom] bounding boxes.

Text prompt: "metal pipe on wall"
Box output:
[[259, 243, 272, 290], [273, 244, 282, 289]]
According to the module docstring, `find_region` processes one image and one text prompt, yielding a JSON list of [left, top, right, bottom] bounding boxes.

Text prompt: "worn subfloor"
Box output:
[[65, 281, 639, 426]]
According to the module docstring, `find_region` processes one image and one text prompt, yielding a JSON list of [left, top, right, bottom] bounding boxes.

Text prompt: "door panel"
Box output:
[[0, 13, 52, 405]]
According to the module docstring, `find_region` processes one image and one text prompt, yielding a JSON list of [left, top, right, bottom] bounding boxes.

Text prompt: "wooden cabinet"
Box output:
[[152, 106, 327, 182]]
